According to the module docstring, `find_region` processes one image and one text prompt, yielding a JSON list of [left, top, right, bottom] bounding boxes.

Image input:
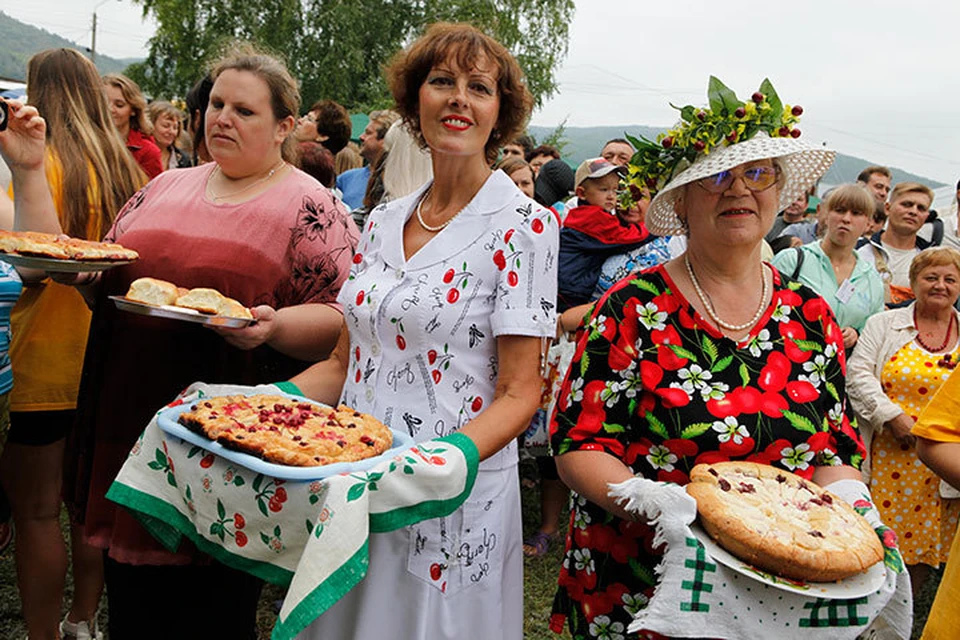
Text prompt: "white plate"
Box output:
[[0, 252, 136, 272], [691, 523, 886, 599], [110, 296, 256, 328], [156, 391, 415, 481]]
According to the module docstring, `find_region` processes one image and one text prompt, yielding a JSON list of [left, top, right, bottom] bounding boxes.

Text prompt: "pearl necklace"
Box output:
[[684, 254, 769, 332], [415, 188, 464, 232], [208, 159, 286, 202], [914, 309, 957, 353]]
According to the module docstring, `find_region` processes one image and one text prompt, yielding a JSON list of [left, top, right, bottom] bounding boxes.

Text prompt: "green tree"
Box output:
[[127, 0, 574, 113]]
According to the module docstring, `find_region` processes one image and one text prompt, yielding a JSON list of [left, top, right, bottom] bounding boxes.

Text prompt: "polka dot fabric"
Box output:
[[875, 341, 960, 567]]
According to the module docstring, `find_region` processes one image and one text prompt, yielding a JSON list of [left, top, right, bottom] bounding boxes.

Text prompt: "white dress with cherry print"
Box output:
[[299, 170, 558, 640]]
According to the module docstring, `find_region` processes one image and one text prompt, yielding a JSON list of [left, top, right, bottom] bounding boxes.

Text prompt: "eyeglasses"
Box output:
[[696, 166, 780, 194]]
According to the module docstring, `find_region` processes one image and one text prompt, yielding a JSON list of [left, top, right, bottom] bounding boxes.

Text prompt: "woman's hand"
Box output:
[[884, 412, 916, 447], [46, 271, 99, 286], [841, 326, 859, 349], [0, 100, 47, 171], [211, 305, 277, 350]]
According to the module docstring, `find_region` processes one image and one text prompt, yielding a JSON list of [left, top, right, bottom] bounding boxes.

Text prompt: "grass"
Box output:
[[0, 462, 941, 638]]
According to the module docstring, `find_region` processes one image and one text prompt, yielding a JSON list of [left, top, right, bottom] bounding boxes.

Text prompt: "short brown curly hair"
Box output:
[[386, 22, 533, 165]]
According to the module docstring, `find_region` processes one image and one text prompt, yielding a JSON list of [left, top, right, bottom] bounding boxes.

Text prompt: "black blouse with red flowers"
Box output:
[[548, 264, 866, 639]]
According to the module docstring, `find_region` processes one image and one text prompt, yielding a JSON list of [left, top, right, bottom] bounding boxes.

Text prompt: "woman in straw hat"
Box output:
[[549, 78, 870, 638]]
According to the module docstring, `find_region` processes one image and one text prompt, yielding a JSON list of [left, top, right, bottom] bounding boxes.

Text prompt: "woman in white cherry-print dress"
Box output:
[[292, 24, 557, 640]]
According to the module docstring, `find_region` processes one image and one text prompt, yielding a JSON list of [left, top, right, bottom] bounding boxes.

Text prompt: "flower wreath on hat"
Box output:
[[621, 76, 835, 236]]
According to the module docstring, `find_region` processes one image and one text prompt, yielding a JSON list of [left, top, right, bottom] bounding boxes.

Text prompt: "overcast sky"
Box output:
[[6, 0, 960, 184]]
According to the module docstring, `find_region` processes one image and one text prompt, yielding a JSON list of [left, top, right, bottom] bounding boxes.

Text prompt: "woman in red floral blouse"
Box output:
[[549, 82, 869, 640]]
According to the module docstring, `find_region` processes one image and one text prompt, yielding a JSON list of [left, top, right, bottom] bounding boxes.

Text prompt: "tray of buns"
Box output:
[[156, 390, 415, 481], [109, 277, 255, 328], [0, 230, 138, 272]]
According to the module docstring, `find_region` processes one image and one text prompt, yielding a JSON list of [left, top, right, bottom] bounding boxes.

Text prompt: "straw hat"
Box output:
[[621, 77, 836, 236], [645, 133, 835, 236]]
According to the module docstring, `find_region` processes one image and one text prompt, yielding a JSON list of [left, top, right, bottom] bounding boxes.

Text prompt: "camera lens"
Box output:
[[0, 101, 7, 132]]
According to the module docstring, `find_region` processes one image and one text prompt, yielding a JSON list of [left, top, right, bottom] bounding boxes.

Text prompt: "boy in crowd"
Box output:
[[557, 158, 650, 309]]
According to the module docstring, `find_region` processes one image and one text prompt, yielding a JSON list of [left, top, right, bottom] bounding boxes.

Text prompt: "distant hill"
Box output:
[[528, 124, 947, 190], [0, 11, 137, 81]]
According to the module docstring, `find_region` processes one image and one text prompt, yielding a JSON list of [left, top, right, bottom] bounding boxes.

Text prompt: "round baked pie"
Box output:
[[178, 394, 393, 467], [685, 461, 884, 582]]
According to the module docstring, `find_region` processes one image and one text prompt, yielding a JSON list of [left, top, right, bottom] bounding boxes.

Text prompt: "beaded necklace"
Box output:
[[684, 254, 769, 333], [415, 187, 465, 233], [914, 309, 957, 353]]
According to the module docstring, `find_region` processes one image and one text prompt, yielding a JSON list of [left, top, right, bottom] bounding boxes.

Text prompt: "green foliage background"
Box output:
[[126, 0, 575, 112]]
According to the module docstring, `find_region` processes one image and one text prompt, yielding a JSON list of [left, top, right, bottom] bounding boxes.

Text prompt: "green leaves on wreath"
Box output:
[[708, 76, 741, 115], [758, 78, 783, 125]]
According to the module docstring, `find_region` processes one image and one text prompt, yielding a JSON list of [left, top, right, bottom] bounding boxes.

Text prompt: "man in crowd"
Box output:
[[335, 110, 399, 210], [857, 181, 935, 305], [766, 192, 815, 243], [501, 134, 534, 161], [599, 138, 634, 167], [858, 165, 892, 204], [527, 144, 561, 176]]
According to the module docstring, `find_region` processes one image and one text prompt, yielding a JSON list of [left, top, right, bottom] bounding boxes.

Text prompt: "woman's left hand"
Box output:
[[211, 305, 277, 350]]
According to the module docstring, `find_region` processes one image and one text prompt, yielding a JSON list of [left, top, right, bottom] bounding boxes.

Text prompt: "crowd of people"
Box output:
[[0, 20, 958, 640]]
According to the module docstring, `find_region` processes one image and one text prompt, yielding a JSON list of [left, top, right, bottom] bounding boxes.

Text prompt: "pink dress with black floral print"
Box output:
[[549, 264, 866, 640], [68, 163, 359, 565], [300, 170, 558, 640]]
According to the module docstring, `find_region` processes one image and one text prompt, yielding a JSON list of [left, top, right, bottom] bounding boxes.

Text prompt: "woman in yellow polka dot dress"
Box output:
[[848, 247, 960, 599]]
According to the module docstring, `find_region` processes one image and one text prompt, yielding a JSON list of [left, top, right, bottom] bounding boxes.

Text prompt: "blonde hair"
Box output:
[[822, 184, 875, 217], [909, 247, 960, 287], [335, 142, 363, 175], [889, 182, 934, 207], [209, 43, 300, 163], [102, 73, 151, 134], [382, 121, 433, 200], [146, 101, 184, 130], [494, 155, 533, 179], [28, 50, 147, 238]]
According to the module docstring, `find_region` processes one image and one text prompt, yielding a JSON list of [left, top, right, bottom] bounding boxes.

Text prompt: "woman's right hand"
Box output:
[[0, 100, 47, 171], [884, 412, 916, 447]]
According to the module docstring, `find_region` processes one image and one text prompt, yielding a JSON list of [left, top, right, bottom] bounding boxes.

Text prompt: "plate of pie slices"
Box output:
[[109, 296, 256, 329], [0, 253, 137, 272], [0, 230, 138, 271], [691, 523, 886, 599], [156, 391, 416, 481]]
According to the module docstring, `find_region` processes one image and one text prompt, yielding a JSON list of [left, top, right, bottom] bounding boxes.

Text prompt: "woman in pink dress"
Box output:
[[14, 45, 358, 639]]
